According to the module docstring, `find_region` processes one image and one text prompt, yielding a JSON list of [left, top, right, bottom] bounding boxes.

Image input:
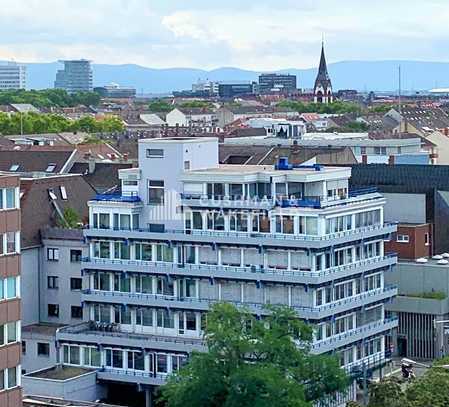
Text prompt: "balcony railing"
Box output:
[[311, 317, 398, 351], [82, 253, 397, 281], [93, 194, 142, 203], [82, 285, 397, 317]]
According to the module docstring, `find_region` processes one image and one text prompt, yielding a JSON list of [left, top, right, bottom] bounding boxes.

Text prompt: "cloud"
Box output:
[[0, 0, 448, 69]]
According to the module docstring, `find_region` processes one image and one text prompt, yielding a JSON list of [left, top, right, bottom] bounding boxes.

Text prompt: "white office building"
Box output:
[[0, 62, 26, 90], [54, 137, 398, 406]]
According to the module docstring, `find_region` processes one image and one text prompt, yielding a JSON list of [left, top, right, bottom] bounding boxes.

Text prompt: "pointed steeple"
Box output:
[[314, 41, 333, 104], [317, 42, 330, 81]]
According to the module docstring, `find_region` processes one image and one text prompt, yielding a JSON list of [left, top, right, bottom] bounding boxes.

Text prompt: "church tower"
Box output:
[[313, 43, 333, 104]]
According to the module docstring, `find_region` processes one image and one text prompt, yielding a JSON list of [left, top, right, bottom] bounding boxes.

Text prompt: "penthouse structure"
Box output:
[[54, 137, 397, 405]]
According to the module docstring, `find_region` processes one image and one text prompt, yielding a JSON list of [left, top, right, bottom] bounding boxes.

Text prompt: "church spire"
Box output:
[[313, 41, 333, 104]]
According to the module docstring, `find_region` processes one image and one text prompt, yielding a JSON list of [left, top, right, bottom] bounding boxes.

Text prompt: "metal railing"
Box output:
[[83, 253, 397, 280], [94, 194, 142, 203]]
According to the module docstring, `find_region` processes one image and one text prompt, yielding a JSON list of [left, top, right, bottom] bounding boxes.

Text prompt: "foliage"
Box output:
[[406, 291, 447, 300], [158, 303, 348, 407], [148, 99, 173, 112], [354, 357, 449, 407], [277, 100, 362, 114], [179, 100, 213, 109], [57, 207, 82, 228], [0, 89, 100, 108], [328, 121, 369, 133], [0, 112, 123, 135], [369, 104, 393, 114]]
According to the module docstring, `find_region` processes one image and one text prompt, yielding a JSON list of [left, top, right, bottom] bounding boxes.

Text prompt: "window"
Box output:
[[37, 342, 50, 356], [105, 349, 123, 368], [22, 341, 26, 354], [5, 277, 17, 299], [9, 164, 19, 172], [7, 367, 16, 388], [128, 351, 145, 371], [146, 148, 164, 158], [5, 188, 15, 208], [47, 247, 59, 261], [70, 249, 82, 262], [5, 232, 15, 254], [425, 233, 430, 246], [99, 213, 110, 229], [63, 344, 80, 365], [397, 234, 410, 243], [82, 346, 101, 367], [184, 160, 191, 170], [60, 186, 68, 200], [136, 308, 153, 326], [70, 278, 82, 291], [6, 322, 16, 343], [48, 304, 59, 317], [45, 163, 57, 172], [148, 180, 164, 205], [47, 276, 58, 289], [71, 306, 83, 319]]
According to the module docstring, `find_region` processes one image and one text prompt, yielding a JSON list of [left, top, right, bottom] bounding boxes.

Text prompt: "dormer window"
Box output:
[[9, 164, 19, 172], [46, 163, 56, 173]]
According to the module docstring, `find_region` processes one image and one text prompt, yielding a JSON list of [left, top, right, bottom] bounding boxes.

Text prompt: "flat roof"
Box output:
[[27, 366, 93, 380], [22, 323, 66, 336], [139, 136, 218, 144]]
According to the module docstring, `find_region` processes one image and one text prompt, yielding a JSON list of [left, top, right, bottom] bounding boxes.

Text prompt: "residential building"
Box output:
[[165, 107, 217, 128], [258, 73, 297, 94], [314, 43, 333, 104], [47, 137, 397, 405], [0, 175, 22, 407], [54, 60, 93, 94], [0, 62, 26, 90]]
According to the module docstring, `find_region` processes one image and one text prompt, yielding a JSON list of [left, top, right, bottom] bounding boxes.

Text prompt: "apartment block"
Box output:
[[52, 137, 397, 406], [0, 176, 22, 407], [0, 63, 26, 90]]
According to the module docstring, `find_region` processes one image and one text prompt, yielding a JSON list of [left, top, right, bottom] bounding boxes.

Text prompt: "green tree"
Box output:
[[277, 100, 361, 115], [158, 303, 348, 407], [148, 99, 173, 112], [180, 100, 213, 109], [57, 207, 82, 228]]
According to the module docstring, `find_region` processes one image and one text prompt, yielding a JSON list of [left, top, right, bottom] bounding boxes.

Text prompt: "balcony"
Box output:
[[180, 193, 274, 210], [97, 368, 167, 386], [310, 317, 398, 354], [81, 285, 397, 320], [82, 254, 397, 285], [84, 223, 397, 249], [94, 193, 142, 203], [56, 322, 204, 352]]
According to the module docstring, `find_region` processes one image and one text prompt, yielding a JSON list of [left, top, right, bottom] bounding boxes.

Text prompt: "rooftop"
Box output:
[[23, 396, 122, 407], [139, 136, 218, 144], [26, 366, 93, 381], [22, 323, 66, 336], [40, 227, 84, 241]]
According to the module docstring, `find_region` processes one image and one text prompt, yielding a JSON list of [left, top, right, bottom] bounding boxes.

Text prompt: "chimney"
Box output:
[[388, 155, 395, 165], [444, 127, 449, 137], [362, 154, 368, 164], [123, 153, 128, 161], [88, 156, 96, 174]]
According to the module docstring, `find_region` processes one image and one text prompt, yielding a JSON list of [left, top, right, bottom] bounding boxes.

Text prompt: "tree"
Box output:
[[148, 99, 173, 112], [158, 303, 348, 407], [57, 207, 82, 228]]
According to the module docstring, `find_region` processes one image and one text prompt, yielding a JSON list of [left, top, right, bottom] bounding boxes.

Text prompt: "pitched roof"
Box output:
[[0, 146, 75, 173], [314, 43, 332, 89], [20, 174, 96, 248], [69, 162, 133, 193]]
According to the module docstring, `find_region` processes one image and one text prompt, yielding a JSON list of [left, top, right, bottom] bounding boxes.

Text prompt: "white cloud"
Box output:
[[0, 0, 448, 69]]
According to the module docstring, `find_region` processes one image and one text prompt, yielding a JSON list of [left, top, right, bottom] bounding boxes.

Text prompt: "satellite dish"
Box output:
[[416, 258, 428, 263]]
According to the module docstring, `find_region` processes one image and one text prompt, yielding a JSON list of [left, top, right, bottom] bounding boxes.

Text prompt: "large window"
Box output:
[[229, 212, 248, 232], [157, 309, 175, 328], [70, 249, 82, 262], [136, 308, 153, 326], [37, 342, 50, 356], [47, 276, 58, 289], [6, 232, 16, 254], [48, 304, 59, 317], [206, 211, 225, 231], [156, 244, 173, 262], [105, 349, 124, 369], [83, 346, 101, 367], [94, 272, 110, 291], [135, 242, 152, 261], [47, 247, 59, 261], [355, 210, 381, 228], [114, 241, 130, 260], [206, 183, 224, 199], [5, 188, 15, 209], [136, 275, 153, 294], [156, 276, 174, 296], [94, 241, 110, 259], [63, 344, 80, 365], [128, 351, 145, 371], [148, 180, 164, 205], [275, 215, 294, 234], [70, 278, 82, 291], [146, 148, 164, 158]]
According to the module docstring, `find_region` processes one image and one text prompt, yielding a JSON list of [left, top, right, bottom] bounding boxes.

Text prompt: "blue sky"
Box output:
[[1, 0, 448, 69]]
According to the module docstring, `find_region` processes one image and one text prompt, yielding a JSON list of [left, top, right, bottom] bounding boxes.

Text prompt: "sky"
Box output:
[[1, 0, 449, 70]]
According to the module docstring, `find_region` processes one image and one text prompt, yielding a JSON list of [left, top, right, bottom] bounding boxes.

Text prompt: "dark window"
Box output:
[[146, 148, 164, 158], [48, 304, 59, 317], [70, 278, 82, 291], [71, 306, 83, 319], [37, 342, 50, 356], [148, 180, 164, 205], [70, 249, 82, 263], [22, 341, 26, 355], [47, 248, 59, 261], [149, 223, 165, 233], [47, 276, 58, 289]]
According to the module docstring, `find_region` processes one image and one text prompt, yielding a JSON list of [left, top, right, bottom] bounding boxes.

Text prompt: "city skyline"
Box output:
[[1, 0, 449, 70]]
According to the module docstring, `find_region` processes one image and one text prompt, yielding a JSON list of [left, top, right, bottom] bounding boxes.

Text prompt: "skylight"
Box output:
[[60, 186, 67, 200], [9, 164, 19, 172], [46, 163, 56, 173]]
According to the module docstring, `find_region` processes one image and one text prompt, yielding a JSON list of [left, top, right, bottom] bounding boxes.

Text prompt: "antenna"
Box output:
[[398, 65, 402, 133]]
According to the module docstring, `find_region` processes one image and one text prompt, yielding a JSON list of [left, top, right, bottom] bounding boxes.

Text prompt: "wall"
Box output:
[[386, 224, 431, 260], [383, 193, 426, 224], [21, 247, 40, 326], [21, 332, 58, 374], [166, 109, 187, 127], [40, 238, 86, 325]]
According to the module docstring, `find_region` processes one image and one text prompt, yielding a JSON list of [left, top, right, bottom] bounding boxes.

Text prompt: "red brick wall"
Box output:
[[385, 224, 432, 260]]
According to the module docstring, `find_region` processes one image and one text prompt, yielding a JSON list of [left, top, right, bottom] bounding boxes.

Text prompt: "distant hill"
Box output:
[[11, 60, 449, 93]]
